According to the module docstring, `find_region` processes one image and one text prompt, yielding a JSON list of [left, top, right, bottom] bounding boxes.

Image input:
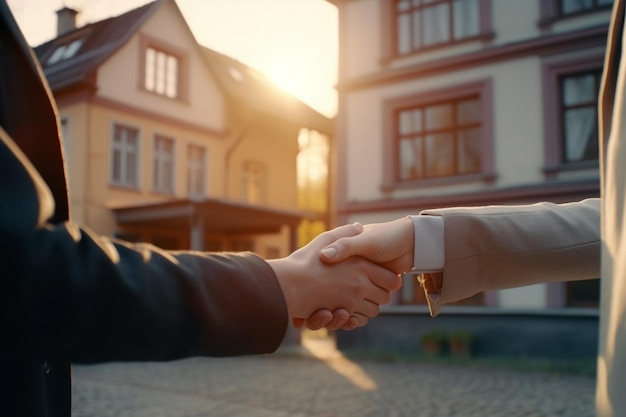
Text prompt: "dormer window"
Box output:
[[47, 39, 83, 65], [145, 46, 179, 99]]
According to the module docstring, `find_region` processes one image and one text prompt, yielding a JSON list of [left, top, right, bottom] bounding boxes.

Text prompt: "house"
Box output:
[[33, 0, 332, 259], [329, 0, 610, 358]]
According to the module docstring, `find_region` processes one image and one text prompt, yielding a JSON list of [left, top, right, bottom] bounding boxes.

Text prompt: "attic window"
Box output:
[[47, 39, 83, 65], [145, 46, 179, 99]]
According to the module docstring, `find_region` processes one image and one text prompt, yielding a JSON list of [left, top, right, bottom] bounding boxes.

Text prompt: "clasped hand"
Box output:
[[268, 218, 415, 331]]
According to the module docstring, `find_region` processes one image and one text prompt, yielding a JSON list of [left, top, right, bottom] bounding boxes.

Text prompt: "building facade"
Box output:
[[34, 0, 332, 258], [330, 0, 610, 357]]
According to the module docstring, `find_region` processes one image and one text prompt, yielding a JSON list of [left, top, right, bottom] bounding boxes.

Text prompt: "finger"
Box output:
[[311, 223, 363, 250], [364, 261, 403, 292], [303, 310, 333, 330], [319, 233, 375, 264], [323, 309, 350, 331], [343, 313, 367, 330], [292, 317, 304, 328], [352, 298, 381, 319]]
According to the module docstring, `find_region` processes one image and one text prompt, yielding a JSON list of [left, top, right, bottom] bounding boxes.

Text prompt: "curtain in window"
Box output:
[[564, 108, 596, 161], [426, 133, 454, 176], [400, 137, 420, 180], [423, 3, 450, 46], [397, 0, 412, 54], [453, 0, 480, 39], [562, 74, 597, 161]]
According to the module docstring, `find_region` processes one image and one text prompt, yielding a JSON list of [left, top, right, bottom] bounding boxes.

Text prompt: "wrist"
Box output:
[[267, 258, 300, 318]]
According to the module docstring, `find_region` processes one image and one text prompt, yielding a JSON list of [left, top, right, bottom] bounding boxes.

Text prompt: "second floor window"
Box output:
[[560, 0, 613, 16], [397, 96, 482, 181], [187, 144, 206, 197], [560, 70, 601, 163], [396, 0, 480, 55], [145, 47, 179, 99], [242, 161, 265, 204], [111, 124, 139, 188], [152, 134, 175, 194]]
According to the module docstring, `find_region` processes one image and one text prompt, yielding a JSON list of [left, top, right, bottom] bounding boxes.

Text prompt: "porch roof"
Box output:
[[111, 197, 308, 235]]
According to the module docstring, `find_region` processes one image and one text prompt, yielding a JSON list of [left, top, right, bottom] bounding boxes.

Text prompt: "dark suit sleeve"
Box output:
[[0, 128, 288, 363]]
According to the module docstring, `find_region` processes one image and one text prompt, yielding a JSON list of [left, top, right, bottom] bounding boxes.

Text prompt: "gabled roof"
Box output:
[[200, 47, 333, 134], [33, 0, 333, 134], [34, 1, 160, 92]]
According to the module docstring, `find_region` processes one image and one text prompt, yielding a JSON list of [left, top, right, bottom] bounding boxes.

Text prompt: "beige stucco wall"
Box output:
[[225, 118, 299, 210], [78, 102, 230, 235], [54, 0, 305, 259], [59, 103, 89, 226], [96, 0, 225, 133]]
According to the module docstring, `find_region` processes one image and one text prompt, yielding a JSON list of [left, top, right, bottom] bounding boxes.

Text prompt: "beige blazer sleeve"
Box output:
[[420, 198, 600, 315]]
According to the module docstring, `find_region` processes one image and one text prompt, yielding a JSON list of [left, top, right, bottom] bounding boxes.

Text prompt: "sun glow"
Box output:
[[265, 57, 312, 96]]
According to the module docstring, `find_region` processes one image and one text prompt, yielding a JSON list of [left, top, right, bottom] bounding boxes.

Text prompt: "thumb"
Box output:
[[315, 223, 363, 264], [319, 234, 362, 264]]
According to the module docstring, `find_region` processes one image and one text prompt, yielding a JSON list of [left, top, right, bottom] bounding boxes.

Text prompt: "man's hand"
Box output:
[[319, 217, 415, 274], [268, 223, 402, 331]]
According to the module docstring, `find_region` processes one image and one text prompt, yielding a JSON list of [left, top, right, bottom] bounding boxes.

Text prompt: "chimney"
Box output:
[[56, 6, 79, 36]]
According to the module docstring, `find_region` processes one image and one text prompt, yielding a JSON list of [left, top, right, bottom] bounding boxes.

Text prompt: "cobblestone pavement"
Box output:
[[71, 339, 596, 417]]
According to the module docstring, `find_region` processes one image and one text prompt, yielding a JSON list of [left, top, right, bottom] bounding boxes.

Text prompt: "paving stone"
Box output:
[[71, 344, 596, 417]]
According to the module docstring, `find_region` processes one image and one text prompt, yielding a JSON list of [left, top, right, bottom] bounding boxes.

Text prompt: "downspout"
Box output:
[[223, 113, 254, 199]]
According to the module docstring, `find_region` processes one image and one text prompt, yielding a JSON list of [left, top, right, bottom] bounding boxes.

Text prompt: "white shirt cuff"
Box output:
[[408, 215, 444, 273]]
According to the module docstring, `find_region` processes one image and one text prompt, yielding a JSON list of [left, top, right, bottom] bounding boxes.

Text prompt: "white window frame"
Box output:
[[144, 46, 179, 99], [152, 134, 176, 194], [242, 161, 265, 204], [110, 123, 141, 188], [186, 143, 207, 198]]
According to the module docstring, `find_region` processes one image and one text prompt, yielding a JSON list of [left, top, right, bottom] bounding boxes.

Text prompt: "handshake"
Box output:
[[267, 218, 416, 332]]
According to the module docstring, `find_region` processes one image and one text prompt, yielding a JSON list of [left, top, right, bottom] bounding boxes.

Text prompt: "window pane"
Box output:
[[412, 109, 423, 132], [112, 125, 139, 186], [187, 145, 206, 196], [426, 133, 454, 176], [425, 104, 453, 129], [126, 150, 136, 184], [453, 0, 480, 39], [399, 109, 423, 134], [145, 48, 155, 91], [399, 111, 413, 135], [155, 51, 166, 95], [412, 10, 422, 50], [564, 108, 598, 162], [457, 98, 481, 124], [563, 74, 596, 105], [397, 0, 411, 11], [397, 13, 412, 54], [396, 94, 483, 181], [458, 127, 482, 174], [423, 3, 450, 46], [399, 137, 422, 180], [166, 55, 178, 98], [112, 149, 121, 182], [561, 0, 594, 14], [153, 136, 175, 192]]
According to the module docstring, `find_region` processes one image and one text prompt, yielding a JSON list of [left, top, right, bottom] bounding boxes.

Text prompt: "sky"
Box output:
[[6, 0, 339, 117]]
